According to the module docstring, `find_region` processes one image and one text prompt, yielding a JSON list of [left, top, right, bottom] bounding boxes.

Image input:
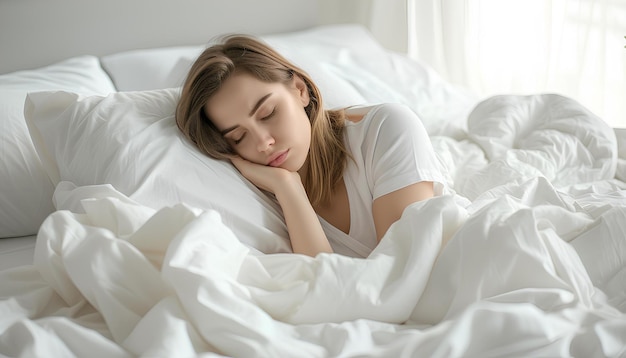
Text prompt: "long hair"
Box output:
[[176, 35, 350, 206]]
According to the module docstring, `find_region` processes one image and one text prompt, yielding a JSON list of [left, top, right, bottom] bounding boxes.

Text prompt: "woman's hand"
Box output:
[[230, 156, 332, 256], [230, 156, 299, 194]]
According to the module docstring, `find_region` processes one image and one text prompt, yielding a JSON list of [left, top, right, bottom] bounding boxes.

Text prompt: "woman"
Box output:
[[176, 35, 446, 258]]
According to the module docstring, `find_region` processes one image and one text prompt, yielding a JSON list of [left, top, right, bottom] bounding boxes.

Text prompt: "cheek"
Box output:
[[299, 113, 312, 141], [236, 145, 262, 163]]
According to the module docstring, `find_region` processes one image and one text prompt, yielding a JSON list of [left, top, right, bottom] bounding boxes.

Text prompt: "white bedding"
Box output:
[[1, 25, 626, 357], [2, 93, 626, 356]]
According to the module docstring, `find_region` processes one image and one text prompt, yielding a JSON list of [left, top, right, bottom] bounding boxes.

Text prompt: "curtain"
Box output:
[[406, 0, 626, 128]]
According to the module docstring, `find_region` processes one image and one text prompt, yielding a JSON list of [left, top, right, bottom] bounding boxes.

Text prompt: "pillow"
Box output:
[[100, 46, 204, 91], [98, 27, 370, 107], [24, 89, 292, 254], [0, 56, 117, 238]]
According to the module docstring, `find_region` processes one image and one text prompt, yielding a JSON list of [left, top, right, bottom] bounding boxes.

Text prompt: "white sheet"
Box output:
[[2, 93, 626, 356], [445, 94, 618, 200], [1, 174, 624, 357]]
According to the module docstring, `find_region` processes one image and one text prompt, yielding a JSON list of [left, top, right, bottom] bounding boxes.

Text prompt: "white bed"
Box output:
[[1, 1, 626, 357]]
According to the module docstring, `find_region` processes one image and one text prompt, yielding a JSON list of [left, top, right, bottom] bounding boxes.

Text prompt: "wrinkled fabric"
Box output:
[[1, 94, 625, 357], [1, 176, 625, 357]]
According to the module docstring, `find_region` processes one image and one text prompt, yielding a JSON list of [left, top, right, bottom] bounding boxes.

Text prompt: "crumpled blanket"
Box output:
[[1, 93, 626, 357], [1, 176, 625, 357], [435, 94, 618, 200]]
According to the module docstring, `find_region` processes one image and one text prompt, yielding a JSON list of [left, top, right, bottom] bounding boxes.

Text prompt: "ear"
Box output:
[[292, 74, 310, 107]]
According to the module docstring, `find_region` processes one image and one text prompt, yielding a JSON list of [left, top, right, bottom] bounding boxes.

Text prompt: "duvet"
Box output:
[[1, 94, 625, 357]]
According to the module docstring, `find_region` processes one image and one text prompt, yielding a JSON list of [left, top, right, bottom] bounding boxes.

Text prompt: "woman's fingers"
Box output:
[[230, 156, 276, 192]]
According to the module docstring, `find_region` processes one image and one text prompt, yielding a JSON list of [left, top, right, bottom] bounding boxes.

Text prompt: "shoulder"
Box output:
[[345, 103, 419, 125], [343, 103, 432, 165], [345, 103, 425, 139]]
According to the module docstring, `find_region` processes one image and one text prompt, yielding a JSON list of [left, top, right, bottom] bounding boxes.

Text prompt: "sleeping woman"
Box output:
[[176, 35, 446, 258]]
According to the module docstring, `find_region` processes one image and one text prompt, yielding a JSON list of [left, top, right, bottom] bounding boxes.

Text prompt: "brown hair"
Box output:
[[176, 35, 350, 206]]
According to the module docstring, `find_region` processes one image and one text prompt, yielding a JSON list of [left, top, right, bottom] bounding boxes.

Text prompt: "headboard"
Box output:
[[0, 0, 322, 74]]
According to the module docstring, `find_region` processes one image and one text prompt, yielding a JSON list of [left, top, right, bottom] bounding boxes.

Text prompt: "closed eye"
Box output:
[[233, 133, 246, 145], [261, 108, 275, 120], [231, 107, 275, 145]]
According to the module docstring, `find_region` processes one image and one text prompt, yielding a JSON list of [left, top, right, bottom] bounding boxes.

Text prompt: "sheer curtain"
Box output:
[[406, 0, 626, 128]]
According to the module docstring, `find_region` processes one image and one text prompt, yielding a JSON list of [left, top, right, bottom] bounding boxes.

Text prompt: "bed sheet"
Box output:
[[1, 91, 626, 357], [1, 166, 624, 357]]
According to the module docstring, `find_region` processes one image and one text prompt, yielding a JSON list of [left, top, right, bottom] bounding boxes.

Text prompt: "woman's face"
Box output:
[[205, 71, 312, 172]]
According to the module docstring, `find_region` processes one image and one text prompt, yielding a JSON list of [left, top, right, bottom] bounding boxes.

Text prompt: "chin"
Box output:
[[289, 165, 303, 173]]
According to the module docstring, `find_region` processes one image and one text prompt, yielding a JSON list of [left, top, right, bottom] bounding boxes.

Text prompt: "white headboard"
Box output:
[[0, 0, 408, 75], [0, 0, 322, 74]]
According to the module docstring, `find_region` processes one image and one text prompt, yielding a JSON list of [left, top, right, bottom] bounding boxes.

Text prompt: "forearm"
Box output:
[[274, 178, 333, 257]]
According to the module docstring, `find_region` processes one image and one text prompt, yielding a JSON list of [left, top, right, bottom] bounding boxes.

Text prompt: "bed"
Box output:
[[1, 1, 625, 357]]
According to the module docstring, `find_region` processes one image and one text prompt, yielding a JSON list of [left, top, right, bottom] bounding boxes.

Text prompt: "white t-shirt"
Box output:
[[320, 103, 447, 257]]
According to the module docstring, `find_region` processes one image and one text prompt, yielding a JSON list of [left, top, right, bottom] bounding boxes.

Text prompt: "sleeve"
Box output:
[[362, 103, 447, 200]]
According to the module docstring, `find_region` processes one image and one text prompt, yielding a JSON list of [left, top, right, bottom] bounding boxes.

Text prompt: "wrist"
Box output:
[[273, 171, 307, 200]]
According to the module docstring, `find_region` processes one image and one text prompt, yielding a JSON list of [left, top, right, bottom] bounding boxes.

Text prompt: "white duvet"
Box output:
[[2, 94, 626, 357]]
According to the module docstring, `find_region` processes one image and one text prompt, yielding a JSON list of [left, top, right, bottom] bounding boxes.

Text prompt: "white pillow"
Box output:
[[100, 46, 204, 91], [0, 56, 117, 238], [98, 26, 371, 107], [24, 89, 292, 254]]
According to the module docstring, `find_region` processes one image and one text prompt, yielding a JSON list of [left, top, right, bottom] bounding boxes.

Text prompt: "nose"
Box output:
[[255, 128, 275, 152]]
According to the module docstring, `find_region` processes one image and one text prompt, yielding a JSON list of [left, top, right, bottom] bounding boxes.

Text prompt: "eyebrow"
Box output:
[[219, 93, 273, 136]]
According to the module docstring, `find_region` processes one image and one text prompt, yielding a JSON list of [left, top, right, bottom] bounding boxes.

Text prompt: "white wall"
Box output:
[[318, 0, 408, 54]]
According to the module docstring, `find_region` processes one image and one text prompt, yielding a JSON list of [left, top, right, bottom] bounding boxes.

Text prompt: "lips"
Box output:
[[268, 149, 289, 167]]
